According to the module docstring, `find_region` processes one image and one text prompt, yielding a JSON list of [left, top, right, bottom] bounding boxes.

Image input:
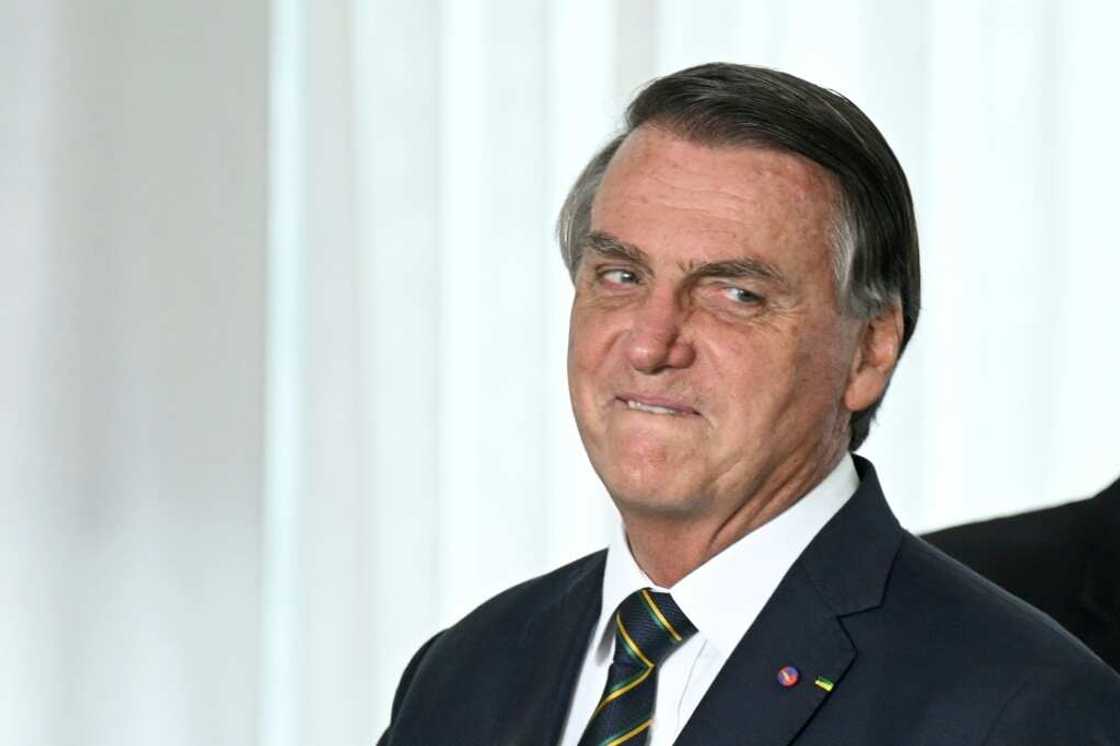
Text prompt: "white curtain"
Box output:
[[299, 1, 1120, 741], [4, 1, 1119, 745], [2, 2, 268, 745]]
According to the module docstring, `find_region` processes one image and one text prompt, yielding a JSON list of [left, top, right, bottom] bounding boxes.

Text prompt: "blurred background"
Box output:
[[3, 0, 1118, 744]]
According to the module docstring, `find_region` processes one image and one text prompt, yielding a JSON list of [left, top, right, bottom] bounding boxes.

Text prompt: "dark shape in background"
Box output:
[[925, 475, 1120, 672]]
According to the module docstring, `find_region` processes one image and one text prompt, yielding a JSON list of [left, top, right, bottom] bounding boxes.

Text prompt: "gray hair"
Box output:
[[556, 63, 921, 450]]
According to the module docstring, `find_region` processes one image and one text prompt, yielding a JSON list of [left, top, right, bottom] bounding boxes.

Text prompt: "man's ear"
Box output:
[[843, 303, 903, 413]]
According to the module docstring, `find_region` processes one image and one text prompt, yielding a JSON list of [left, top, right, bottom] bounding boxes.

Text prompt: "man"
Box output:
[[379, 64, 1120, 745], [925, 474, 1120, 672]]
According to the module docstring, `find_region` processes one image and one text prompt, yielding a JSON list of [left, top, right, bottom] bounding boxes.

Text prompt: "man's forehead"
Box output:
[[588, 126, 841, 275], [600, 125, 838, 204]]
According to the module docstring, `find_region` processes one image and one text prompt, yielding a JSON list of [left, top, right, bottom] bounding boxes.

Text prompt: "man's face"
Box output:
[[568, 126, 867, 521]]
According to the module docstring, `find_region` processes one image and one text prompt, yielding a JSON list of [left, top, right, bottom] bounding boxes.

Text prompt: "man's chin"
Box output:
[[585, 441, 711, 512], [602, 470, 709, 519]]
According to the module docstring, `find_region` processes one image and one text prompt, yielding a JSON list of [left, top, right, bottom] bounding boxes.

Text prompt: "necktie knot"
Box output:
[[611, 588, 697, 670], [576, 589, 697, 746]]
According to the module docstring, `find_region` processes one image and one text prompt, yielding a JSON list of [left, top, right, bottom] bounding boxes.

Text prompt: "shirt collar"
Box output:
[[595, 454, 859, 660]]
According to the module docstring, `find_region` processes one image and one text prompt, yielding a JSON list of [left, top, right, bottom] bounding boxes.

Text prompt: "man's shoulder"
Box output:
[[920, 487, 1120, 665], [888, 532, 1107, 671], [440, 549, 606, 642], [826, 532, 1120, 740], [408, 549, 606, 677], [379, 550, 607, 745]]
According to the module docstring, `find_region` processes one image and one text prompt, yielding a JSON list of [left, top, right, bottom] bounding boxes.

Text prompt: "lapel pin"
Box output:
[[777, 665, 800, 687], [814, 676, 835, 692]]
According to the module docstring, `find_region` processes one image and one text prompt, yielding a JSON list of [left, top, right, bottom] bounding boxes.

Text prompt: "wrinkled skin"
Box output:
[[567, 126, 901, 585]]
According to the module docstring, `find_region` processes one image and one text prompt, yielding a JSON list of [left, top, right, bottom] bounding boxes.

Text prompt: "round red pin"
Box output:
[[777, 665, 800, 687]]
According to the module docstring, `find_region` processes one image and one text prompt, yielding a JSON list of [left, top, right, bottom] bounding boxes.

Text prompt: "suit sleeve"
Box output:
[[376, 631, 444, 746], [982, 667, 1120, 745]]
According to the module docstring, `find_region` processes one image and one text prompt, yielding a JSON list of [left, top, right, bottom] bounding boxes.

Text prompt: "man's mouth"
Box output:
[[618, 395, 698, 416]]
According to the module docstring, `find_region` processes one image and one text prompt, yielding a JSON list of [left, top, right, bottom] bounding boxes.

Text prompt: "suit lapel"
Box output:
[[500, 551, 605, 746], [678, 457, 903, 746], [676, 562, 855, 746]]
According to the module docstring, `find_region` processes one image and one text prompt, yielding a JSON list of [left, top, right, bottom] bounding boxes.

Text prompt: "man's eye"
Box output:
[[722, 286, 763, 304], [600, 269, 639, 286]]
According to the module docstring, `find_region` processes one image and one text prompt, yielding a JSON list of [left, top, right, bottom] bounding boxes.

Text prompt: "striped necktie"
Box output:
[[577, 588, 698, 746]]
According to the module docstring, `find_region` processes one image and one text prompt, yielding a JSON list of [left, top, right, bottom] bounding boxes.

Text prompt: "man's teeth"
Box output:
[[626, 399, 680, 415]]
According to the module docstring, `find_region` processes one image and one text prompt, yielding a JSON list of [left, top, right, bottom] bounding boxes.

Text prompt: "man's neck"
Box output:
[[621, 450, 847, 588]]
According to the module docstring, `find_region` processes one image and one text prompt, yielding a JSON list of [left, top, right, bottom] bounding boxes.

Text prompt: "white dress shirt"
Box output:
[[557, 455, 859, 746]]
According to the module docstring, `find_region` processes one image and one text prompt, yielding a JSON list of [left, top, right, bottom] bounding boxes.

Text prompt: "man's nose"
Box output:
[[624, 289, 696, 373]]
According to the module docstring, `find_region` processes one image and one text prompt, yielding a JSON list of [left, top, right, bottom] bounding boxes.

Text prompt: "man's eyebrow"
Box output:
[[683, 257, 790, 290], [584, 231, 652, 269], [584, 230, 790, 290]]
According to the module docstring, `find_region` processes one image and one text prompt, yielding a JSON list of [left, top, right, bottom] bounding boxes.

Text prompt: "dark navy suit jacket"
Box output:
[[926, 475, 1120, 672], [380, 459, 1120, 745]]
